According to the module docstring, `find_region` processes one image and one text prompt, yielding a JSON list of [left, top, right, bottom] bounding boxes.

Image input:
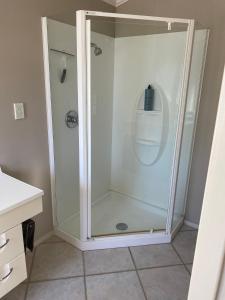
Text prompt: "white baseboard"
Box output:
[[34, 231, 54, 247], [184, 219, 199, 229]]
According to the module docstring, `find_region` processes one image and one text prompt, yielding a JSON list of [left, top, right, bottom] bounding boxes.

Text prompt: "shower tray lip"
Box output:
[[53, 212, 183, 251], [54, 224, 177, 251]]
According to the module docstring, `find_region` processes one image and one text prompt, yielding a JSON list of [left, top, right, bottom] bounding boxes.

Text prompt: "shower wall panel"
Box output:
[[110, 30, 208, 213], [110, 31, 186, 211]]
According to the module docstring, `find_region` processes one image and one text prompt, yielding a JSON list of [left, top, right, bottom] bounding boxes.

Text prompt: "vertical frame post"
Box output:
[[41, 17, 58, 227], [86, 20, 92, 239], [76, 10, 89, 241], [166, 20, 195, 234]]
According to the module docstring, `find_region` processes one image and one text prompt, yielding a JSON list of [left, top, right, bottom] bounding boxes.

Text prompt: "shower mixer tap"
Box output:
[[65, 110, 78, 128]]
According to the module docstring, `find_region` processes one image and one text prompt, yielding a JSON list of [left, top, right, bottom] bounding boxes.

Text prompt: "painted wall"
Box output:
[[117, 0, 225, 225], [0, 0, 114, 240]]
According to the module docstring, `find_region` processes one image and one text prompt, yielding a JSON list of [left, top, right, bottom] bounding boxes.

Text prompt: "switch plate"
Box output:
[[14, 103, 25, 120]]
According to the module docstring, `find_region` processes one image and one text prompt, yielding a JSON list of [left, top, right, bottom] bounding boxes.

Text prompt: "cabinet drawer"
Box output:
[[0, 225, 24, 266], [0, 253, 27, 298]]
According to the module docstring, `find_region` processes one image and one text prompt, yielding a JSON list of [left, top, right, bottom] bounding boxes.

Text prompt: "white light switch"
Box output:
[[14, 103, 25, 120]]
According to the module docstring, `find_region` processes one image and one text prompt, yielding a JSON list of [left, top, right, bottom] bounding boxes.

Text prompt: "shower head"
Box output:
[[91, 42, 102, 56]]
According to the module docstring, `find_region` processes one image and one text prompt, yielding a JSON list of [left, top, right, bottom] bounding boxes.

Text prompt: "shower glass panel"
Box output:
[[172, 30, 208, 229], [47, 19, 80, 238], [88, 17, 189, 236], [43, 12, 209, 249]]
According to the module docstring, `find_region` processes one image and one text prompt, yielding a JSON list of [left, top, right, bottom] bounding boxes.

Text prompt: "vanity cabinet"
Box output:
[[0, 170, 43, 298]]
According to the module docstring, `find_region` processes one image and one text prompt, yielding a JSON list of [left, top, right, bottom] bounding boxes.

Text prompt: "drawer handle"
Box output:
[[1, 268, 13, 281], [0, 238, 10, 249]]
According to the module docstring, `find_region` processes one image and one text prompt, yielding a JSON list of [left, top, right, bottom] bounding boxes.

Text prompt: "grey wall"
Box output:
[[0, 0, 114, 240], [117, 0, 225, 224]]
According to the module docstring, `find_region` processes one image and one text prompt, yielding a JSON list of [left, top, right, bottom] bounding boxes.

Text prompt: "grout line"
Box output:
[[28, 261, 186, 282], [171, 243, 192, 276], [128, 247, 148, 300], [27, 264, 189, 284], [171, 228, 198, 243], [82, 252, 88, 300], [183, 264, 192, 276], [84, 263, 185, 277], [184, 264, 192, 276], [29, 275, 84, 284], [171, 243, 184, 263], [180, 229, 197, 232], [85, 268, 136, 277], [137, 263, 184, 271]]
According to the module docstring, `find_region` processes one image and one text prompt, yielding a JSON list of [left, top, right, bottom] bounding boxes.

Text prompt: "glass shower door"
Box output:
[[172, 29, 209, 230], [49, 47, 80, 239], [76, 11, 195, 239], [86, 17, 192, 237]]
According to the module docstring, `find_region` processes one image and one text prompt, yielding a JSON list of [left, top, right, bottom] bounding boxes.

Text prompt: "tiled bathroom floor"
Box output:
[[3, 225, 197, 300]]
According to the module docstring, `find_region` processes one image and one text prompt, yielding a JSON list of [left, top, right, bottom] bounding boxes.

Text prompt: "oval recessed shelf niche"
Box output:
[[132, 86, 168, 166]]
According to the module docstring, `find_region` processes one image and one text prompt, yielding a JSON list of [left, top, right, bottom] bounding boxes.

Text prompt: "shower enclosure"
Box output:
[[42, 11, 208, 250]]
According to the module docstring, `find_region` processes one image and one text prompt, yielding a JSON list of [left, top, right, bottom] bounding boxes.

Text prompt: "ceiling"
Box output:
[[101, 0, 129, 7]]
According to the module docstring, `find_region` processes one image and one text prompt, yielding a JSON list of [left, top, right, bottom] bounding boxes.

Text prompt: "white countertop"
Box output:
[[0, 170, 44, 216]]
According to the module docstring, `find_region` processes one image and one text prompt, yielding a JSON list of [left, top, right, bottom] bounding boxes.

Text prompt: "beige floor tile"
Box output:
[[84, 248, 134, 275], [2, 284, 26, 300], [130, 244, 182, 269], [27, 278, 85, 300], [173, 231, 198, 263], [31, 242, 83, 280], [86, 271, 145, 300], [139, 266, 190, 300], [44, 235, 63, 243]]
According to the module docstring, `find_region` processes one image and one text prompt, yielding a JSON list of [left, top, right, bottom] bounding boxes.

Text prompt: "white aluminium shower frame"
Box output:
[[75, 10, 195, 250], [42, 12, 195, 250]]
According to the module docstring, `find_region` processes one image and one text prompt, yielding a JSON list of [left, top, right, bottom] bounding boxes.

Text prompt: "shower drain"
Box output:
[[116, 223, 128, 231]]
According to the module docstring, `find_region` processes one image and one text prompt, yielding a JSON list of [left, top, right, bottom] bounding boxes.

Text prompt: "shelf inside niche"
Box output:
[[135, 138, 160, 146], [136, 109, 162, 115]]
